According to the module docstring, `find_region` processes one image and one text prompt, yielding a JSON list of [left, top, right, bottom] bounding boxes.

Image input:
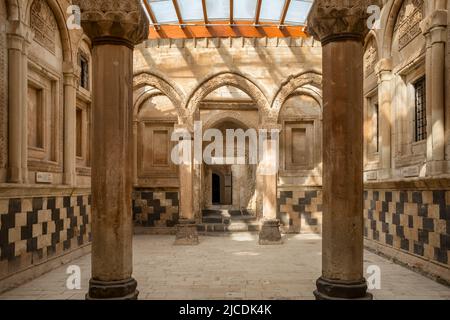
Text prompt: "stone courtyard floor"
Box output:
[[0, 234, 449, 300]]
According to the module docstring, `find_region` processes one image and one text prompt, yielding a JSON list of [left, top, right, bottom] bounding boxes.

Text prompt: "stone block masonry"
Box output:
[[133, 189, 180, 229], [0, 191, 91, 283]]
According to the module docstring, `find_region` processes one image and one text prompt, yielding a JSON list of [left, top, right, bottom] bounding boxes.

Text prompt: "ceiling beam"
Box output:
[[172, 0, 184, 27], [230, 0, 234, 25], [279, 0, 291, 28], [254, 0, 262, 25], [202, 0, 209, 24], [143, 0, 159, 30]]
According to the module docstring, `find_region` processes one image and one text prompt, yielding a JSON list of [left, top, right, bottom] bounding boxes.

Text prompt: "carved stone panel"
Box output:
[[394, 0, 424, 50], [30, 0, 58, 54], [364, 37, 378, 77]]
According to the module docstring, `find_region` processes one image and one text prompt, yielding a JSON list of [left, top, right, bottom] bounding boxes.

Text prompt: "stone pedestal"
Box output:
[[174, 219, 199, 245], [75, 0, 148, 300], [87, 278, 139, 300], [259, 219, 282, 245], [307, 0, 381, 300], [314, 277, 372, 300]]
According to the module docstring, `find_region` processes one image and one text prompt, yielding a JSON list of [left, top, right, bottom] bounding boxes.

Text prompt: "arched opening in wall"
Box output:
[[133, 87, 179, 228], [278, 89, 323, 234]]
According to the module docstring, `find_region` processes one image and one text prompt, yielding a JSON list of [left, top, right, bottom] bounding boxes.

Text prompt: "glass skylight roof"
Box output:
[[143, 0, 313, 26]]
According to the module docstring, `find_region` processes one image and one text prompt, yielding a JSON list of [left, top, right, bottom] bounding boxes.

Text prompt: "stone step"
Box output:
[[197, 222, 261, 234]]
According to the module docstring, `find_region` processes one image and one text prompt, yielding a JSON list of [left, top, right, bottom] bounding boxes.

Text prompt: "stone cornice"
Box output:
[[73, 0, 149, 48], [306, 0, 382, 45]]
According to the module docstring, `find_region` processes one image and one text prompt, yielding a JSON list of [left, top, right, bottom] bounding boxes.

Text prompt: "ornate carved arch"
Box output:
[[184, 71, 271, 123], [133, 71, 185, 122], [382, 0, 425, 58], [271, 71, 322, 120], [26, 0, 73, 62]]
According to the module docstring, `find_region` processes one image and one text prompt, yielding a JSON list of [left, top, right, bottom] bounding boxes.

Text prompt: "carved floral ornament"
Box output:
[[73, 0, 149, 47], [307, 0, 383, 44]]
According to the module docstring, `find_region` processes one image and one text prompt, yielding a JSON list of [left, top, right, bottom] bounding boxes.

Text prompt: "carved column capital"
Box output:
[[420, 10, 448, 45], [74, 0, 149, 48], [306, 0, 382, 45], [375, 58, 392, 83]]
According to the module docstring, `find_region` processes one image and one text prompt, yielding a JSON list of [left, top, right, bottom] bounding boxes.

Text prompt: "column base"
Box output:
[[86, 278, 139, 300], [258, 219, 282, 245], [313, 277, 373, 300], [174, 219, 199, 245]]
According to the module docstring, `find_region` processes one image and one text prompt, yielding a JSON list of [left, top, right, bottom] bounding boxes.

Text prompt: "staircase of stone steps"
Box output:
[[197, 209, 261, 234]]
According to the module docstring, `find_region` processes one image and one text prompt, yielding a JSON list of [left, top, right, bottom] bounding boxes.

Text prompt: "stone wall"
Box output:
[[0, 189, 91, 287], [132, 189, 179, 232], [364, 188, 449, 274], [277, 188, 323, 234]]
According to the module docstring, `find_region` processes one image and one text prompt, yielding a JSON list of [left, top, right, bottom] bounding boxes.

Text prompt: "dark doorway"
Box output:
[[212, 173, 221, 204]]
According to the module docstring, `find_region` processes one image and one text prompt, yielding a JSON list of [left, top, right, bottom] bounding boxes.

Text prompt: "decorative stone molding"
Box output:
[[307, 0, 382, 44], [184, 72, 271, 125], [270, 71, 322, 119], [73, 0, 149, 48], [30, 0, 57, 54], [395, 0, 424, 50], [420, 9, 448, 45], [133, 71, 185, 122]]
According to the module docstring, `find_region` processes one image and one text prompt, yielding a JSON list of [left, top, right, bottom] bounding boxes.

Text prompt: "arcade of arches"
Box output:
[[0, 0, 449, 300]]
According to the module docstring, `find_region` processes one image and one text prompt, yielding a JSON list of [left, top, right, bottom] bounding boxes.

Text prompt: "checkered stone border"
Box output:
[[364, 190, 450, 266], [277, 189, 323, 234], [133, 189, 179, 228], [0, 194, 91, 279]]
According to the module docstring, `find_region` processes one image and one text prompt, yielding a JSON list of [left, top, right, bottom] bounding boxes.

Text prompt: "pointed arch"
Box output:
[[271, 71, 322, 120], [184, 71, 271, 121], [133, 70, 185, 121], [26, 0, 73, 63]]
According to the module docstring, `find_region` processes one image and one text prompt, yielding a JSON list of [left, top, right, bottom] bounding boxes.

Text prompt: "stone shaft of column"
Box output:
[[321, 40, 364, 283], [376, 60, 392, 175], [179, 140, 194, 220], [430, 32, 445, 162], [89, 44, 136, 298], [7, 34, 23, 183], [20, 37, 29, 184], [259, 136, 281, 245], [63, 72, 77, 185]]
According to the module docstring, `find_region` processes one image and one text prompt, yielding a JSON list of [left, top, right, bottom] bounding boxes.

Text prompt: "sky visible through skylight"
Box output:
[[143, 0, 314, 25]]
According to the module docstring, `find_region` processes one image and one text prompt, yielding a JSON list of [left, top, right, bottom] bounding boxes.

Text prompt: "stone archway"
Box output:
[[270, 71, 323, 120], [184, 71, 271, 124]]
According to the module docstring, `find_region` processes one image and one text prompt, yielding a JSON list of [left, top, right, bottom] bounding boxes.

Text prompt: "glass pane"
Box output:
[[234, 0, 257, 20], [149, 0, 178, 23], [206, 0, 230, 20], [259, 0, 284, 22], [285, 0, 313, 25], [178, 0, 204, 21]]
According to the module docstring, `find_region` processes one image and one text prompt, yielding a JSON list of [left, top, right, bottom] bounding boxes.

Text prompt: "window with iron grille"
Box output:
[[79, 54, 89, 90], [414, 77, 426, 142]]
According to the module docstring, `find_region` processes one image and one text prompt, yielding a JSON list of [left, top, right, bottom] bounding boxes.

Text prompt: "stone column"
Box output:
[[375, 58, 392, 179], [75, 0, 148, 300], [420, 10, 447, 175], [258, 124, 282, 245], [63, 64, 78, 185], [307, 1, 380, 300], [6, 22, 30, 183], [173, 124, 199, 245]]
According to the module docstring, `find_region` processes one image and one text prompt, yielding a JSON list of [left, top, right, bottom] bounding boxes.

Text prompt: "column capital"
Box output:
[[420, 10, 448, 45], [74, 0, 149, 48], [375, 58, 392, 82], [6, 21, 34, 51], [306, 0, 382, 45]]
